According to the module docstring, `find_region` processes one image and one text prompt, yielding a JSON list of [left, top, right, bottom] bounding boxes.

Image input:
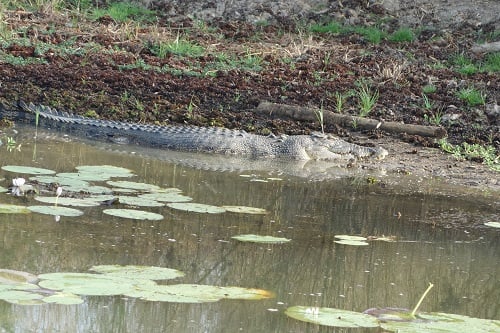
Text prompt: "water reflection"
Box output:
[[0, 129, 498, 332]]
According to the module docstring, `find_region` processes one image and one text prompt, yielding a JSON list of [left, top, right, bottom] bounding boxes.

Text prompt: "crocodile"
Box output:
[[1, 101, 388, 162]]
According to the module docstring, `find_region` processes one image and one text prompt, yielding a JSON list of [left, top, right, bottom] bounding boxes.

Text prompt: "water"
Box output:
[[0, 129, 498, 332]]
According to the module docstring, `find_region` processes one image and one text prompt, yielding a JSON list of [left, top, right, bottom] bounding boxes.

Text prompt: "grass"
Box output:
[[450, 53, 478, 75], [313, 102, 325, 134], [422, 84, 437, 94], [356, 81, 379, 116], [389, 27, 415, 42], [332, 91, 350, 113], [352, 26, 385, 44], [449, 52, 500, 74], [91, 1, 156, 22], [421, 94, 434, 110], [456, 86, 486, 106], [482, 52, 500, 73], [423, 108, 444, 125], [151, 36, 205, 58], [310, 21, 418, 44]]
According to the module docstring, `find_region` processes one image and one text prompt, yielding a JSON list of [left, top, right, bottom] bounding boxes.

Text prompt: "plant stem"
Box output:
[[411, 282, 434, 316]]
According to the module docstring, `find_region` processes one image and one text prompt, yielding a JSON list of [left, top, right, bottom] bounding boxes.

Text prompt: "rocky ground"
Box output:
[[0, 2, 498, 194]]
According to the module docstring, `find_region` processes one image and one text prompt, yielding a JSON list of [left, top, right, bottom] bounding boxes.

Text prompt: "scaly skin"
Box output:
[[2, 101, 387, 161]]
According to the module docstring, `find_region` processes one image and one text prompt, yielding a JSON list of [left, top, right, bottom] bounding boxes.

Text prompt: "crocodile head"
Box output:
[[302, 132, 388, 161]]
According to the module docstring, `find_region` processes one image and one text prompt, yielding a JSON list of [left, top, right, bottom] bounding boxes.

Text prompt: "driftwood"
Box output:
[[256, 102, 447, 138], [471, 41, 500, 54]]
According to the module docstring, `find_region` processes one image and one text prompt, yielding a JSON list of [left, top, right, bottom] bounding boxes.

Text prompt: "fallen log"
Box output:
[[256, 102, 447, 138], [471, 41, 500, 54]]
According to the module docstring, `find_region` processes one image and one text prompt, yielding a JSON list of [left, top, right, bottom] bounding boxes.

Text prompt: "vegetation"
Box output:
[[355, 81, 379, 116], [449, 52, 500, 74], [91, 1, 156, 22], [389, 27, 415, 43], [310, 21, 418, 44], [456, 86, 486, 106], [0, 0, 497, 169], [439, 139, 499, 171]]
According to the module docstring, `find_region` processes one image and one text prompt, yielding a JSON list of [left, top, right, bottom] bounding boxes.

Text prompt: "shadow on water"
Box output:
[[0, 127, 498, 332]]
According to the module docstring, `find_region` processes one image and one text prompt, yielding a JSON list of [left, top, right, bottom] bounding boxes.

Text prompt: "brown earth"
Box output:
[[0, 7, 498, 195]]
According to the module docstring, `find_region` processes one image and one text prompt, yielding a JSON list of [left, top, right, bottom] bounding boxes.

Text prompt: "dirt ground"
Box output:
[[0, 5, 498, 195]]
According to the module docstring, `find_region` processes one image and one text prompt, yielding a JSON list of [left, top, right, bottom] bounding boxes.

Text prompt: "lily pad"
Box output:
[[37, 272, 155, 296], [42, 292, 84, 305], [334, 240, 370, 246], [75, 165, 135, 178], [484, 222, 500, 228], [124, 284, 273, 303], [221, 206, 268, 214], [116, 196, 164, 207], [0, 204, 31, 214], [103, 209, 163, 220], [232, 234, 291, 244], [167, 202, 226, 214], [28, 205, 84, 217], [380, 312, 500, 333], [0, 269, 38, 284], [139, 192, 192, 203], [62, 184, 113, 195], [35, 196, 101, 207], [90, 265, 185, 281], [285, 306, 380, 328], [0, 289, 44, 304], [56, 172, 112, 182], [335, 235, 368, 241], [29, 175, 90, 188], [1, 165, 56, 175], [106, 180, 160, 191]]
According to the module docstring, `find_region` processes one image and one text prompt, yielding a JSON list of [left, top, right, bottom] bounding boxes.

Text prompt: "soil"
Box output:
[[0, 5, 498, 195]]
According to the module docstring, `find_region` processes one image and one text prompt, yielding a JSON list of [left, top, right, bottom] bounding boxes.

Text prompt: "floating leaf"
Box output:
[[363, 307, 415, 322], [232, 234, 291, 244], [35, 196, 101, 207], [0, 204, 31, 214], [0, 289, 44, 304], [28, 205, 83, 217], [63, 184, 113, 195], [124, 284, 273, 303], [1, 165, 56, 175], [75, 165, 135, 178], [285, 306, 380, 328], [0, 269, 38, 284], [103, 209, 163, 220], [139, 191, 192, 203], [484, 222, 500, 228], [167, 202, 226, 214], [335, 235, 368, 241], [222, 206, 268, 214], [380, 312, 500, 333], [56, 172, 112, 182], [106, 180, 160, 191], [38, 272, 156, 296], [116, 196, 164, 207], [29, 175, 90, 188], [334, 240, 370, 246], [90, 265, 185, 281], [42, 292, 84, 305]]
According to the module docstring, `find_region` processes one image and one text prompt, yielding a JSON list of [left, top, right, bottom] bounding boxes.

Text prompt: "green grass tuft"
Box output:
[[456, 86, 486, 106], [389, 27, 415, 43], [92, 2, 156, 22]]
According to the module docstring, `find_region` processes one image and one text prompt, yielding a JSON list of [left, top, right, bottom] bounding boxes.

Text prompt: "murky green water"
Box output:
[[0, 129, 499, 332]]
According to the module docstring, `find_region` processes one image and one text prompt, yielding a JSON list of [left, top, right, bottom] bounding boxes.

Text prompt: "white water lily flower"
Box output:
[[12, 178, 25, 187]]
